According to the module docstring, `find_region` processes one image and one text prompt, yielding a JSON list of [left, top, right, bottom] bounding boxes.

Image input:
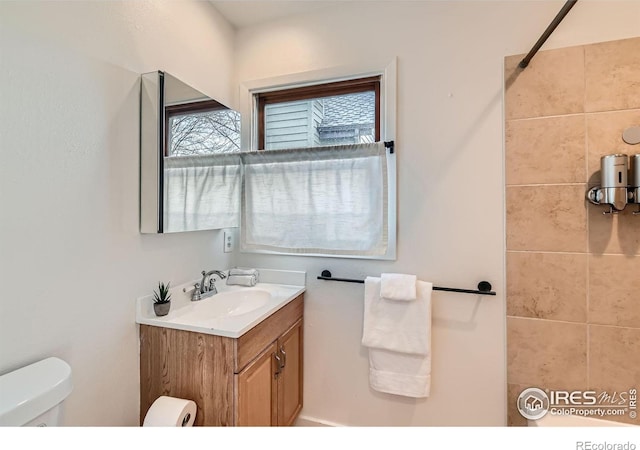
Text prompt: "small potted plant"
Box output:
[[152, 281, 172, 317]]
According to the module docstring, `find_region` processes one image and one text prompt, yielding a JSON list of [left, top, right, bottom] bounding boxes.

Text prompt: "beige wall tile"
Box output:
[[589, 325, 640, 425], [505, 47, 584, 120], [589, 254, 640, 327], [585, 37, 640, 112], [589, 205, 640, 255], [507, 252, 587, 322], [506, 116, 586, 185], [586, 109, 640, 180], [507, 317, 587, 389], [506, 185, 587, 252]]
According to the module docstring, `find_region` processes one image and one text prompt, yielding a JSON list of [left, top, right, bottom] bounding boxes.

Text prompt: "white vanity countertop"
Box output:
[[135, 269, 306, 338]]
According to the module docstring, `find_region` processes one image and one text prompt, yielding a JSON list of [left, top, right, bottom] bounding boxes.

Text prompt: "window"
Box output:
[[240, 62, 397, 260], [256, 76, 380, 150]]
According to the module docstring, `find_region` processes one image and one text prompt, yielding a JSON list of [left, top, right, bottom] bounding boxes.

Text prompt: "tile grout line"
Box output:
[[506, 183, 587, 187], [506, 107, 640, 123], [507, 250, 637, 257], [507, 250, 588, 255], [506, 315, 640, 331], [584, 44, 591, 390]]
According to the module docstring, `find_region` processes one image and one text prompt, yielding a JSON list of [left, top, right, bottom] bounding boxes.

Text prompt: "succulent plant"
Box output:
[[153, 281, 172, 304]]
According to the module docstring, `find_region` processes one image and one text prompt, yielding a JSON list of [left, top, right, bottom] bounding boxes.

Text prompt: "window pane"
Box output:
[[168, 109, 241, 156], [264, 91, 375, 150]]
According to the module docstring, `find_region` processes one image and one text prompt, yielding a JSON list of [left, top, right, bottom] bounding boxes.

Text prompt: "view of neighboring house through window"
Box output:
[[166, 100, 241, 156], [256, 76, 380, 150]]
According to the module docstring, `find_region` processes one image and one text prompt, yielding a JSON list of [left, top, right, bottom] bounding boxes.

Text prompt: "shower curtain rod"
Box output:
[[519, 0, 579, 69]]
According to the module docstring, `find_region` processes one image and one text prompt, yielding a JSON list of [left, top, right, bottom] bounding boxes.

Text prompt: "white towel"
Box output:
[[362, 276, 433, 398], [226, 274, 257, 287], [380, 273, 417, 301], [362, 277, 431, 355], [229, 268, 260, 281], [369, 349, 431, 398]]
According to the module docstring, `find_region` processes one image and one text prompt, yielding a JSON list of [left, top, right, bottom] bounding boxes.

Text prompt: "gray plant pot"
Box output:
[[153, 302, 171, 317]]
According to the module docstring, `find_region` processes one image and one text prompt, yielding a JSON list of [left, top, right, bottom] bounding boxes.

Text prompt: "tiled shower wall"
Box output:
[[505, 37, 640, 426]]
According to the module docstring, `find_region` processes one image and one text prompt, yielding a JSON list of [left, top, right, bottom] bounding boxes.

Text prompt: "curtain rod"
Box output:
[[519, 0, 578, 69], [237, 141, 394, 157], [317, 270, 496, 296]]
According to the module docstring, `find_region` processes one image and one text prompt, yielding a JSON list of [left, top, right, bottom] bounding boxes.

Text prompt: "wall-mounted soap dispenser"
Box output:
[[630, 154, 640, 214], [587, 154, 631, 214]]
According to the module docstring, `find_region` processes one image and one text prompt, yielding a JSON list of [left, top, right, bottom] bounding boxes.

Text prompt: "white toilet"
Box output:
[[0, 357, 73, 426]]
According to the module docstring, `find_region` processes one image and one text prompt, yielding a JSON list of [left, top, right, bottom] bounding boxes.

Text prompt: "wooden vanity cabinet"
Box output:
[[236, 319, 303, 426], [139, 294, 303, 426]]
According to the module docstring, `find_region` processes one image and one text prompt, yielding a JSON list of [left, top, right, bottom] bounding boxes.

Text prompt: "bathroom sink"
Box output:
[[172, 289, 271, 321], [135, 275, 305, 338]]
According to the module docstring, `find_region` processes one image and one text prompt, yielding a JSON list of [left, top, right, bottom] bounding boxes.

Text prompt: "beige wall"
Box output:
[[505, 37, 640, 426]]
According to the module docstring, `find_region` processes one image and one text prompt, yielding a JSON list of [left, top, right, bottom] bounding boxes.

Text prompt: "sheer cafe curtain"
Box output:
[[241, 142, 388, 256], [164, 153, 240, 232]]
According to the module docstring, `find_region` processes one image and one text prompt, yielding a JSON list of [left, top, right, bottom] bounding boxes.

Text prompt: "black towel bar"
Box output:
[[317, 270, 496, 296]]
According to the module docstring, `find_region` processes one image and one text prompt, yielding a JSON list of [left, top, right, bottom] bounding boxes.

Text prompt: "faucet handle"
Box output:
[[191, 283, 201, 301]]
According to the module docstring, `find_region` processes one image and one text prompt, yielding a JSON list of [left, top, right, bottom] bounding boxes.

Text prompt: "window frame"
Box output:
[[255, 76, 381, 150]]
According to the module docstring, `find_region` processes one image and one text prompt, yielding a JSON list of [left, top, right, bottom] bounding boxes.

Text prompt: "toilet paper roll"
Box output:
[[143, 396, 197, 427]]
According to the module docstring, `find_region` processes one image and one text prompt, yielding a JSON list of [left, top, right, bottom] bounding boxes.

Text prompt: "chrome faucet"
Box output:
[[191, 270, 227, 301]]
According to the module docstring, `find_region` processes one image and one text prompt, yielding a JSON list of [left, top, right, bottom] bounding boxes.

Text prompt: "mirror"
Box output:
[[140, 71, 241, 233]]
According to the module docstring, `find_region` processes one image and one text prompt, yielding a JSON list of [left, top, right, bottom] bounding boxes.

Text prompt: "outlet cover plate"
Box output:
[[224, 230, 233, 253]]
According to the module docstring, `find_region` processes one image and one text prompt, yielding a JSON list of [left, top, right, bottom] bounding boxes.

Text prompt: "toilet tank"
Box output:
[[0, 357, 73, 426]]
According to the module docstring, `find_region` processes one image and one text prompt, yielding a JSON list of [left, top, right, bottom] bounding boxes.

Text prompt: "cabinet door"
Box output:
[[236, 342, 278, 426], [277, 319, 303, 426]]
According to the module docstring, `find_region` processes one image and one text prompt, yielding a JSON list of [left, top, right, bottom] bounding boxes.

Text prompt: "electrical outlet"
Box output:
[[223, 230, 233, 253]]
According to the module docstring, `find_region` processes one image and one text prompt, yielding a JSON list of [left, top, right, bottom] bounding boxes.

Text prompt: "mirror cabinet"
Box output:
[[140, 71, 241, 234]]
